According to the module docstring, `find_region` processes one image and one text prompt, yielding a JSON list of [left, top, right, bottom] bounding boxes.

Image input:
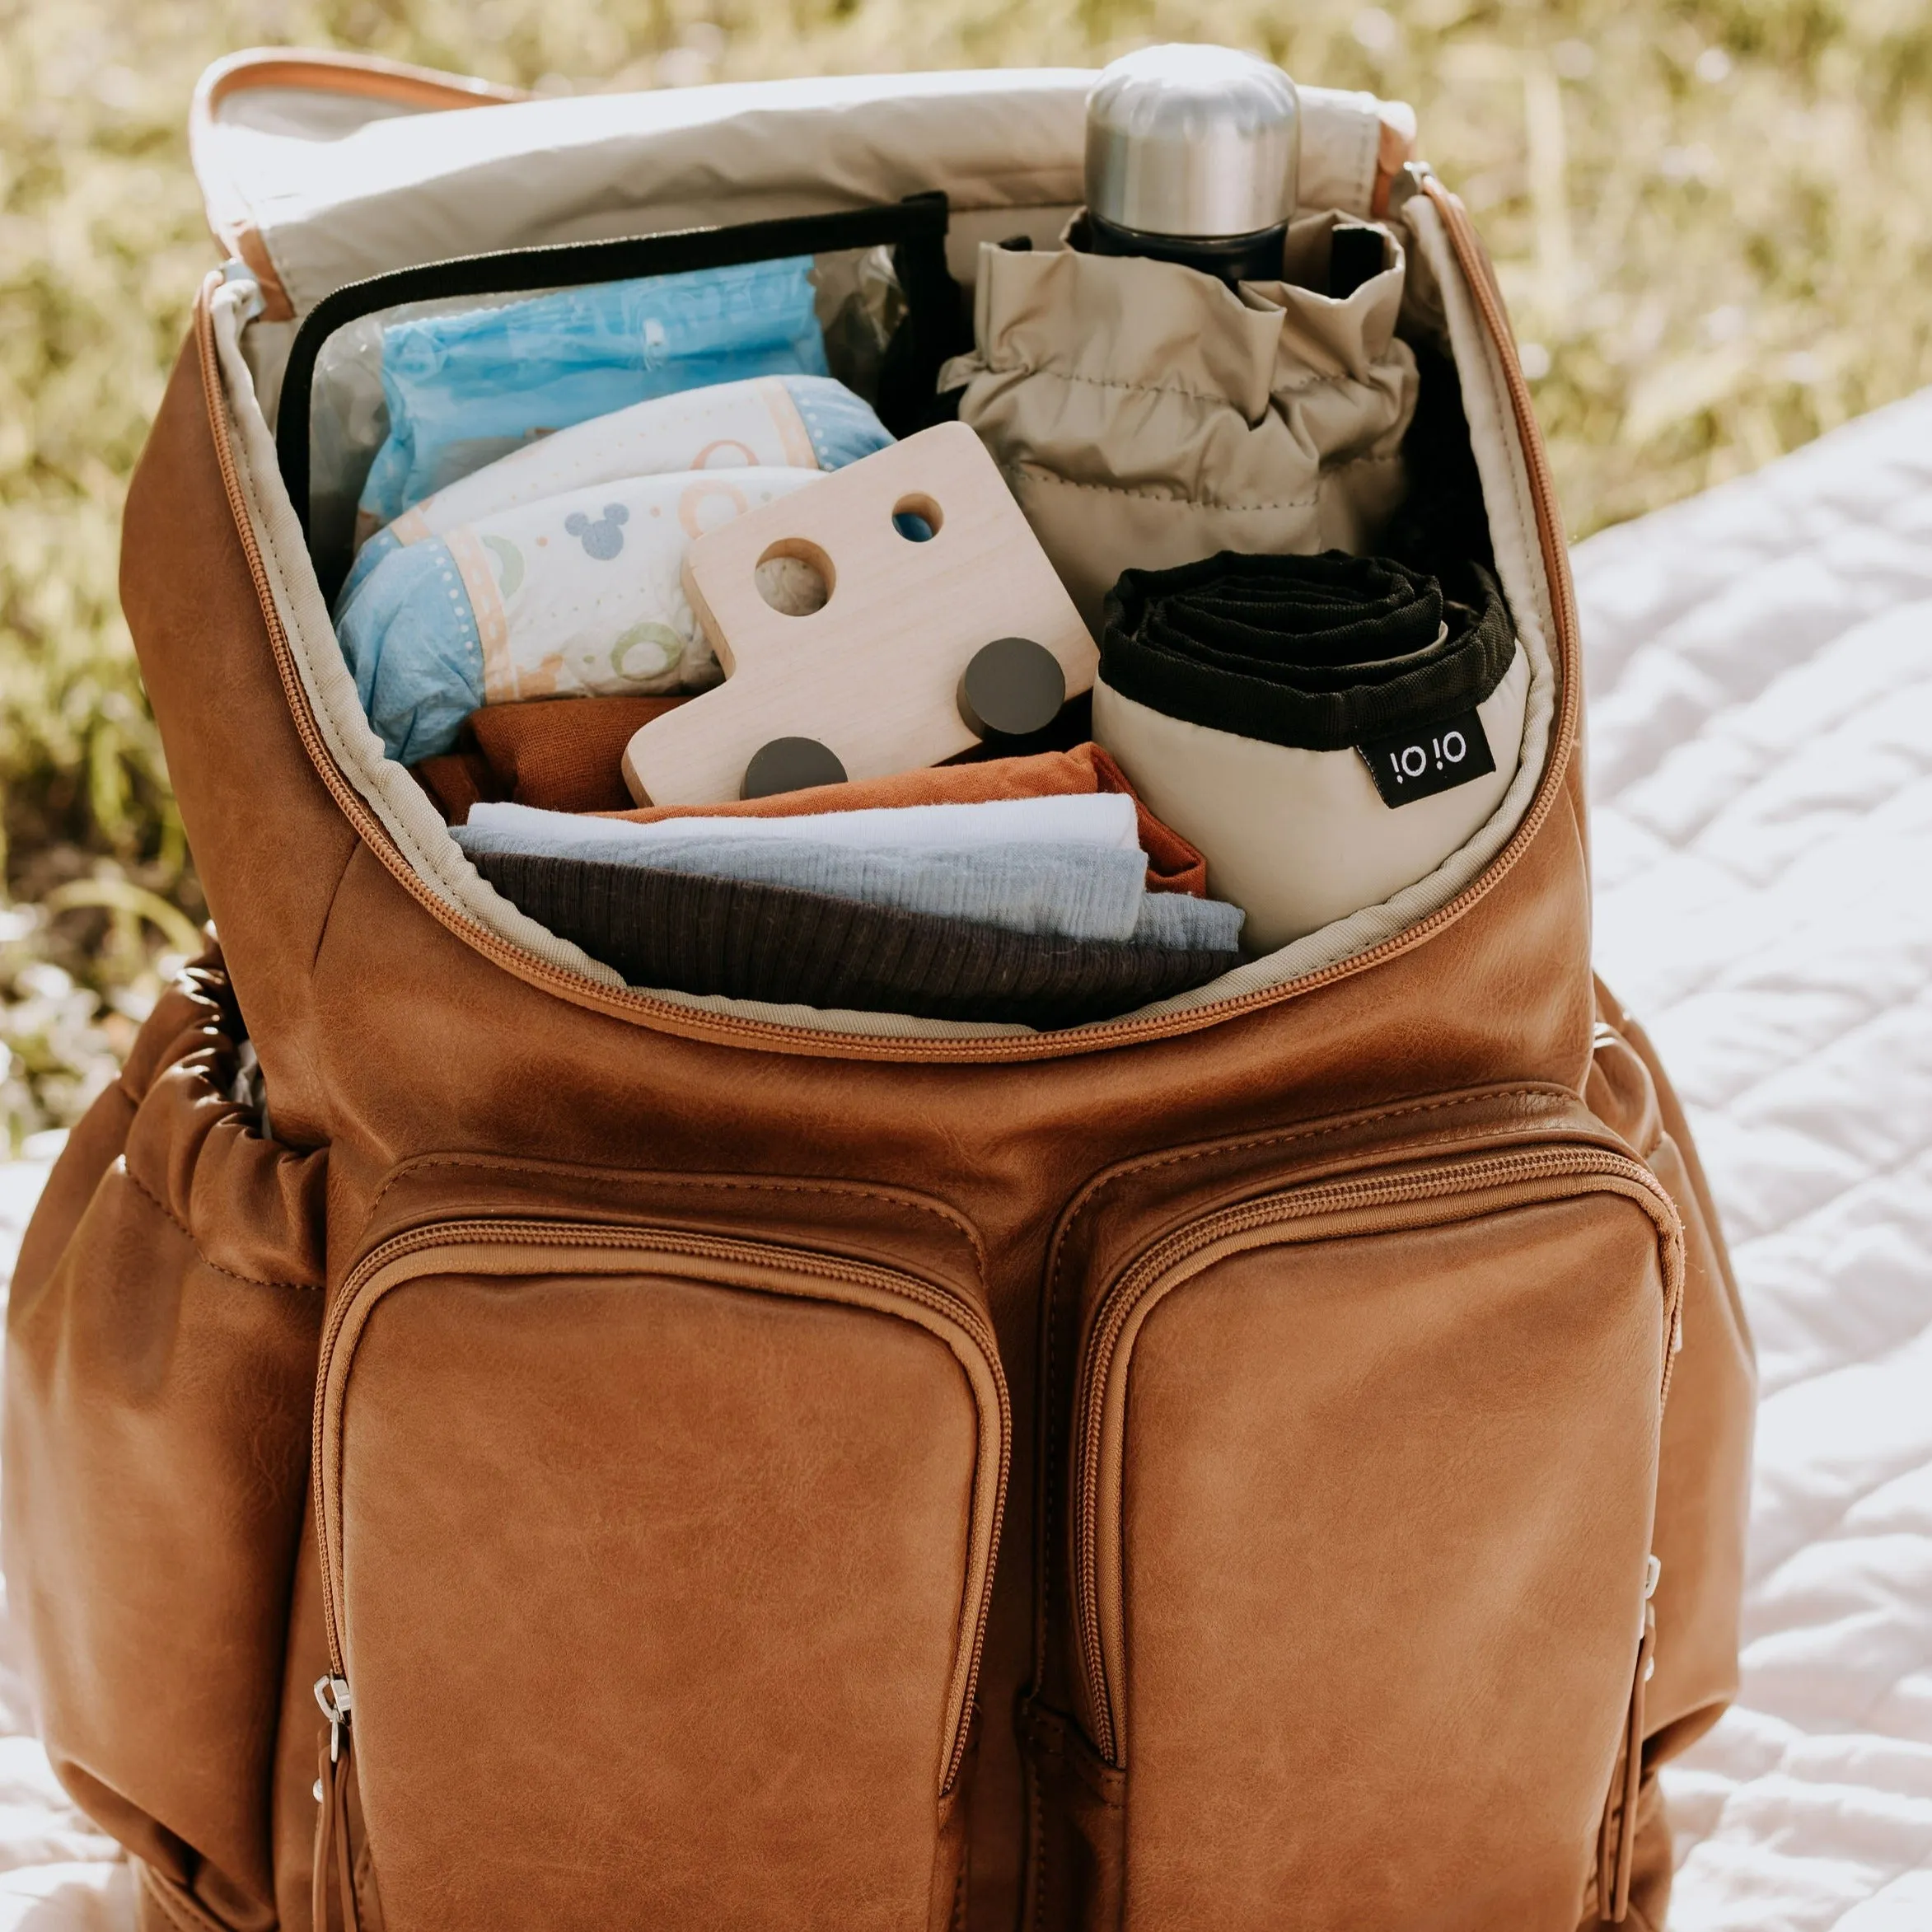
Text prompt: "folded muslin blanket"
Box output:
[[463, 850, 1241, 1028], [1093, 552, 1529, 952], [344, 375, 891, 604], [465, 792, 1144, 854], [411, 718, 1220, 913], [357, 258, 828, 534], [601, 738, 1212, 896], [336, 466, 823, 764], [453, 822, 1243, 950], [456, 762, 1244, 1017]]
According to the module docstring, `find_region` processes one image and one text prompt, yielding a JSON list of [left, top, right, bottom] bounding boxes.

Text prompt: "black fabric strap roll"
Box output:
[[470, 851, 1238, 1030], [1100, 551, 1514, 752]]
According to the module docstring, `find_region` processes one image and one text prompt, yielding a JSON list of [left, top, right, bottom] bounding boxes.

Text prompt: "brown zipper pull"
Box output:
[[1597, 1559, 1659, 1922], [314, 1675, 361, 1932]]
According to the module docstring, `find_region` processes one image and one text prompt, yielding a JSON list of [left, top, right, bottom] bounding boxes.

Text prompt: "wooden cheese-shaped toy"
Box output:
[[621, 423, 1097, 806]]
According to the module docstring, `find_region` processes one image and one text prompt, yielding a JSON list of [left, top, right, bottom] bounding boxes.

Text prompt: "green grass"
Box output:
[[4, 0, 1930, 1144]]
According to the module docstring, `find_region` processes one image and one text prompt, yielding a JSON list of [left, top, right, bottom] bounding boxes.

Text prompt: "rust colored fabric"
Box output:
[[413, 695, 689, 821], [408, 701, 1207, 899], [605, 741, 1209, 898]]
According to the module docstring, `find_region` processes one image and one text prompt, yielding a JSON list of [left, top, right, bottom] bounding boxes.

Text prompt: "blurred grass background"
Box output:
[[3, 0, 1931, 1145]]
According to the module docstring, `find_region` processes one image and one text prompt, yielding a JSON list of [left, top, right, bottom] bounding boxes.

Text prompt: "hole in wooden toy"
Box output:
[[891, 494, 942, 542], [755, 537, 833, 615]]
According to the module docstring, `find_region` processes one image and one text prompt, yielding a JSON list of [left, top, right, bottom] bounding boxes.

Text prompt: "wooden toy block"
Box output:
[[621, 422, 1097, 806]]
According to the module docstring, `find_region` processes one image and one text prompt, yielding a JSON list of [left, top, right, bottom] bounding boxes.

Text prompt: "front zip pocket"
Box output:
[[313, 1216, 1007, 1932], [1038, 1136, 1682, 1932]]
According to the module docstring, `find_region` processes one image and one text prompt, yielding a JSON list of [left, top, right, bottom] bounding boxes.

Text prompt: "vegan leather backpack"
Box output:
[[2, 50, 1755, 1932]]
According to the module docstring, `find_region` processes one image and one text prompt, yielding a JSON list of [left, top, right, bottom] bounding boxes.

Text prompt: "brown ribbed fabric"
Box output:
[[414, 689, 1091, 823], [414, 695, 690, 820], [412, 746, 493, 823], [468, 850, 1237, 1028]]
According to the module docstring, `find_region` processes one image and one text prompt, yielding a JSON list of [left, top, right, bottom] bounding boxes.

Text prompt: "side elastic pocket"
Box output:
[[947, 214, 1415, 628], [3, 952, 326, 1931], [1586, 985, 1757, 1930]]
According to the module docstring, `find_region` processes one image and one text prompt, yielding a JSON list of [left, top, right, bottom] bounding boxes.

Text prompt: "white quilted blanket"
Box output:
[[1583, 386, 1932, 1930], [2, 388, 1930, 1926]]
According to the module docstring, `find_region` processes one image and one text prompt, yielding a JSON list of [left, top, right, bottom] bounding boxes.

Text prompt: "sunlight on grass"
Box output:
[[2, 0, 1930, 1139]]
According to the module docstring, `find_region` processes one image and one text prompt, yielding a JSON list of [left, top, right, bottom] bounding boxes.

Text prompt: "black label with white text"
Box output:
[[1357, 709, 1496, 807]]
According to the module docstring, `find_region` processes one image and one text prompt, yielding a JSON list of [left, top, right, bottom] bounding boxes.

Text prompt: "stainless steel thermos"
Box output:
[[1083, 44, 1302, 284]]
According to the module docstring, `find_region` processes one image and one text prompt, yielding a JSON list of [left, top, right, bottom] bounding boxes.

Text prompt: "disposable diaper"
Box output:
[[335, 466, 823, 764], [355, 256, 828, 537], [342, 374, 889, 604]]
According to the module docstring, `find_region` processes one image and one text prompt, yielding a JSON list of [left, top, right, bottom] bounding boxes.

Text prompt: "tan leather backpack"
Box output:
[[2, 51, 1755, 1932]]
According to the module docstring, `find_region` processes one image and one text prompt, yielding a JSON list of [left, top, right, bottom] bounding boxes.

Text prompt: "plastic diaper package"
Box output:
[[353, 256, 830, 543], [336, 466, 826, 764], [340, 374, 891, 606]]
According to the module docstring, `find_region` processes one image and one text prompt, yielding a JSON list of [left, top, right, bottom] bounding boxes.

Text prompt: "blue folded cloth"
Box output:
[[452, 820, 1247, 951], [357, 256, 829, 533], [1131, 889, 1247, 951]]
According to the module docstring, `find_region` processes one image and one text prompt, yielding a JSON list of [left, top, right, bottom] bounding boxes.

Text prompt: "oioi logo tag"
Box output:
[[1358, 708, 1497, 807]]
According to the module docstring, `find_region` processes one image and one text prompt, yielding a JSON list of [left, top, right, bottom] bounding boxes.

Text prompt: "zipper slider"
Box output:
[[315, 1673, 353, 1764], [313, 1674, 364, 1931], [1383, 158, 1437, 213], [220, 256, 264, 324]]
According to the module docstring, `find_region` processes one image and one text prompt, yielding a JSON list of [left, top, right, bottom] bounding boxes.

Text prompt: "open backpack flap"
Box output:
[[1, 44, 1755, 1932]]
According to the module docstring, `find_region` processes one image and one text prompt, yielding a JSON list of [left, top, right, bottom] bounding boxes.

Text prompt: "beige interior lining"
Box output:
[[207, 140, 1555, 1045], [196, 67, 1396, 324]]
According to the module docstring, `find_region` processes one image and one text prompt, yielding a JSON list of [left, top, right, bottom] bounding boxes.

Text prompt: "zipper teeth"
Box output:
[[196, 191, 1579, 1062], [311, 1215, 1007, 1794], [1070, 1144, 1678, 1765], [1423, 177, 1583, 720]]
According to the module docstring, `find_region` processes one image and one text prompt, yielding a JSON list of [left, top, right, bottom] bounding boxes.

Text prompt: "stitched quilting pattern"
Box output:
[[1580, 387, 1932, 1931]]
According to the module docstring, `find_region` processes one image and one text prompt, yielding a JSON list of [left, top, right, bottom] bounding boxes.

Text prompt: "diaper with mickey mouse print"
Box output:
[[334, 465, 830, 762], [334, 372, 894, 762]]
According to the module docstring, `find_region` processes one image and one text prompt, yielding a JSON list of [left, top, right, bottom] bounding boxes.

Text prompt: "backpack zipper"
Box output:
[[1069, 1143, 1684, 1766], [272, 194, 958, 547], [310, 1217, 1008, 1797], [1595, 1561, 1660, 1922], [313, 1673, 361, 1932], [316, 1672, 353, 1764], [194, 167, 1581, 1063]]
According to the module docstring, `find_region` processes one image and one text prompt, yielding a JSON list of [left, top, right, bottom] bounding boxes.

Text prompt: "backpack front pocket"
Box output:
[[1031, 1123, 1682, 1932], [314, 1213, 1007, 1932]]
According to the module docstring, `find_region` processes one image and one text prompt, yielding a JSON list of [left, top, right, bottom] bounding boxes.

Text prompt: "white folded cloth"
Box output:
[[463, 792, 1144, 854], [456, 829, 1149, 941]]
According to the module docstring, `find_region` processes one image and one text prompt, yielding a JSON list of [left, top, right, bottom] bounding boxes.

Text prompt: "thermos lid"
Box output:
[[1085, 44, 1301, 242]]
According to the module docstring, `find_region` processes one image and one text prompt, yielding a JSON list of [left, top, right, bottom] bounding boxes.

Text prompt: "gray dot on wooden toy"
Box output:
[[741, 737, 849, 799], [958, 637, 1066, 741]]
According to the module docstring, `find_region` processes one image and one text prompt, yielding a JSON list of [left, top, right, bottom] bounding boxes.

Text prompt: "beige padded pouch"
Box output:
[[943, 212, 1419, 631], [1094, 643, 1530, 955]]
